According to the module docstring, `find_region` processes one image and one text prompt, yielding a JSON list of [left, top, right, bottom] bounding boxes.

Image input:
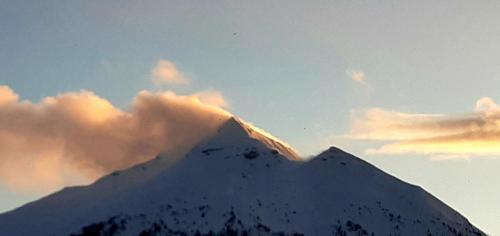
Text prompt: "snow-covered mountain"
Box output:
[[0, 117, 485, 235]]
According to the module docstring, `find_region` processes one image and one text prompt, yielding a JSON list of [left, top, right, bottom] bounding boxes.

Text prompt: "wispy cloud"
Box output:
[[0, 86, 230, 193], [344, 97, 500, 159], [151, 60, 190, 85], [193, 90, 230, 109], [346, 69, 366, 84]]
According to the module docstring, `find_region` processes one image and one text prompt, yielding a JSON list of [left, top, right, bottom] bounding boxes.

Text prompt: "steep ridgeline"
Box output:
[[0, 117, 485, 236]]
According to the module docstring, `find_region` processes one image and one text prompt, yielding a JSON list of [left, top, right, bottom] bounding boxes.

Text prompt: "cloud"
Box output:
[[151, 60, 190, 85], [193, 90, 230, 109], [475, 97, 500, 113], [346, 69, 366, 84], [0, 86, 230, 193], [0, 86, 18, 106], [345, 97, 500, 159]]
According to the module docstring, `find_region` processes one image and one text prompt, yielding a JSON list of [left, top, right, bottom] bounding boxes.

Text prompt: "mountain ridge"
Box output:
[[0, 116, 485, 235]]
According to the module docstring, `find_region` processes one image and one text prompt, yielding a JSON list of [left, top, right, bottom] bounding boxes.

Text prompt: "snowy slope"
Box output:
[[0, 117, 485, 236]]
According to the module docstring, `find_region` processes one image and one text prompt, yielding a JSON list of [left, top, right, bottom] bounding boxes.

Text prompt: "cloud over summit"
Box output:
[[0, 86, 230, 193]]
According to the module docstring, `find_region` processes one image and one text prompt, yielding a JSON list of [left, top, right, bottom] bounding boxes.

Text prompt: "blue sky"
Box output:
[[1, 0, 499, 234]]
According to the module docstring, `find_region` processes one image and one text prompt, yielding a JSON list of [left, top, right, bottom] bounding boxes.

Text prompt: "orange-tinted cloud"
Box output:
[[345, 97, 500, 159], [151, 60, 190, 85], [0, 86, 230, 193], [193, 90, 229, 109], [0, 86, 18, 106]]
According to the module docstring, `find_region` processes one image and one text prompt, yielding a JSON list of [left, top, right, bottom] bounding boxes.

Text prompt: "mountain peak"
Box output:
[[210, 117, 301, 160], [216, 117, 251, 139]]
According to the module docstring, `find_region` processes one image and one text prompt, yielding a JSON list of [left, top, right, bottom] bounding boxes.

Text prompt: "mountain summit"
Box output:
[[206, 117, 301, 160], [0, 117, 485, 235]]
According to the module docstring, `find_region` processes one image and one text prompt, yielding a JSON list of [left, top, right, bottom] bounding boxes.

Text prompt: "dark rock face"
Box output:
[[243, 149, 259, 160]]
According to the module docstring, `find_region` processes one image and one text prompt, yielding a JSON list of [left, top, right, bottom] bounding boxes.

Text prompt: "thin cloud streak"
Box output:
[[345, 97, 500, 159]]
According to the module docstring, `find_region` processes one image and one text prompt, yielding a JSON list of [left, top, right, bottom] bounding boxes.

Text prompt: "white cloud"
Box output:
[[475, 97, 500, 113], [151, 60, 190, 85]]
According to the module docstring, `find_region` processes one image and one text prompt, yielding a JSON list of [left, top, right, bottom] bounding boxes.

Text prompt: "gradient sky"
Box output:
[[1, 1, 499, 234]]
